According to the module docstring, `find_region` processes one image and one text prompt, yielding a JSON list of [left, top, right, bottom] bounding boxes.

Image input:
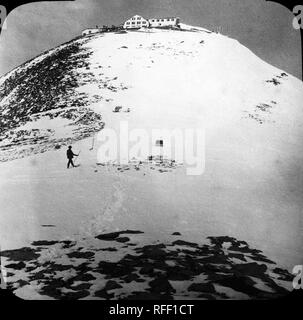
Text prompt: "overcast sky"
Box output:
[[0, 0, 301, 79]]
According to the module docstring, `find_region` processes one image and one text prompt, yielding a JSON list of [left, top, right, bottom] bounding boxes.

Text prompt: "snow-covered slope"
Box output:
[[0, 26, 302, 299]]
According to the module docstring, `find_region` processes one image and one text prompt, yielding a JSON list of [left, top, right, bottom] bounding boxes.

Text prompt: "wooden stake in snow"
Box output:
[[155, 139, 164, 162], [90, 136, 95, 151]]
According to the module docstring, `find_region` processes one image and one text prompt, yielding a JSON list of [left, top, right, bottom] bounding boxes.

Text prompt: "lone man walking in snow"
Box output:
[[66, 145, 79, 168]]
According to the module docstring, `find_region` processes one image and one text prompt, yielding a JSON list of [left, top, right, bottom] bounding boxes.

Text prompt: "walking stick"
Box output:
[[74, 150, 81, 166]]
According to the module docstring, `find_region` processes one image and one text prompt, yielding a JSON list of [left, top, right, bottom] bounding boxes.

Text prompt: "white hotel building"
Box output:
[[123, 15, 180, 29]]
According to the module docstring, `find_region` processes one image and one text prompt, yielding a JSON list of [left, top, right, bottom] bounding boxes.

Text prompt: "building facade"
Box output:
[[123, 15, 149, 29], [123, 15, 180, 29], [148, 17, 180, 28]]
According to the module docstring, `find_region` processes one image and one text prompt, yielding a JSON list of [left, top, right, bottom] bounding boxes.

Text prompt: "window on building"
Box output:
[[132, 22, 135, 24], [161, 19, 164, 22], [157, 19, 160, 22]]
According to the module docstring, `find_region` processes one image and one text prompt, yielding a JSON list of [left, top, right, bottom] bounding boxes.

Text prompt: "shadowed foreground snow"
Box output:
[[1, 230, 294, 300]]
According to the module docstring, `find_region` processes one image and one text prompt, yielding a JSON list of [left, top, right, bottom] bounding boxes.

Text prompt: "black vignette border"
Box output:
[[0, 0, 302, 307], [0, 0, 73, 33]]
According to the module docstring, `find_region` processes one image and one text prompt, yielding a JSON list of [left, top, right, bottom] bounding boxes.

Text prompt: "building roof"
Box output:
[[125, 14, 148, 20], [148, 17, 179, 20]]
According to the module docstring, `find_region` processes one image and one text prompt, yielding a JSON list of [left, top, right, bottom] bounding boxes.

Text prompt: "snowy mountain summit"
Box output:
[[0, 25, 302, 161], [0, 25, 303, 299]]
